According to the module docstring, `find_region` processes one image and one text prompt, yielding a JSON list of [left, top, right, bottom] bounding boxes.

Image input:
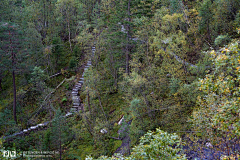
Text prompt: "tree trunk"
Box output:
[[125, 0, 131, 75], [12, 69, 17, 123], [87, 91, 93, 131], [125, 43, 130, 75], [67, 21, 72, 52], [67, 11, 73, 52], [0, 76, 2, 91], [9, 29, 17, 123], [65, 7, 73, 52], [207, 21, 211, 42], [59, 124, 62, 160], [43, 1, 46, 40]]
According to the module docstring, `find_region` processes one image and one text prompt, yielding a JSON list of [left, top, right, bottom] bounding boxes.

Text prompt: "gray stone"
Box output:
[[73, 101, 80, 104], [72, 91, 78, 94], [75, 86, 81, 89], [72, 96, 79, 99], [72, 99, 79, 102], [70, 108, 78, 112], [72, 97, 80, 100]]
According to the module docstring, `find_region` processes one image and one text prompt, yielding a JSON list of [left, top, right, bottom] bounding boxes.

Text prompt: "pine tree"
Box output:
[[50, 109, 72, 159], [213, 0, 240, 36], [198, 0, 213, 43], [0, 22, 30, 123], [51, 36, 65, 72]]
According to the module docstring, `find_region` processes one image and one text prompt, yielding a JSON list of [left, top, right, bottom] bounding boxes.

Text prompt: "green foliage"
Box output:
[[64, 82, 70, 90], [0, 138, 22, 160], [73, 45, 82, 59], [51, 36, 65, 71], [214, 35, 230, 47], [86, 128, 186, 160], [1, 0, 240, 158], [50, 108, 73, 158], [69, 57, 78, 69], [112, 140, 122, 153], [130, 128, 186, 160], [191, 41, 240, 141], [198, 0, 212, 34], [213, 0, 240, 35], [43, 129, 51, 150], [61, 97, 67, 103], [0, 22, 33, 79], [169, 77, 181, 95], [0, 0, 22, 22], [130, 99, 142, 114], [0, 108, 18, 136], [30, 66, 47, 93], [170, 0, 183, 14], [234, 11, 240, 30], [131, 0, 156, 18]]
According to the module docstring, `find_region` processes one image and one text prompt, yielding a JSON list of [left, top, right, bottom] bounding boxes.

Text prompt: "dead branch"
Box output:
[[30, 78, 66, 120]]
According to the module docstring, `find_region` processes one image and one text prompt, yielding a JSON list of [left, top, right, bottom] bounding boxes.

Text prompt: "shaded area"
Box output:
[[114, 119, 132, 156], [183, 137, 240, 160], [2, 46, 95, 140]]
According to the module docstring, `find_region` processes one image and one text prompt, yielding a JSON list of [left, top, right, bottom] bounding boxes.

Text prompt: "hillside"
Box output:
[[0, 0, 239, 159]]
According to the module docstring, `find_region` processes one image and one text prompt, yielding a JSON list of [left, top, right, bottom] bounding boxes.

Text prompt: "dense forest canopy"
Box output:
[[0, 0, 239, 159]]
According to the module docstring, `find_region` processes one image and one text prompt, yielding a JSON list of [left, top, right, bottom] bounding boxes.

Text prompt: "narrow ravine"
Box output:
[[3, 45, 96, 140]]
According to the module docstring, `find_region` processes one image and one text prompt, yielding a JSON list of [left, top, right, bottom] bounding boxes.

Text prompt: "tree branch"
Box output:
[[49, 72, 61, 78], [29, 78, 66, 120], [110, 136, 120, 140]]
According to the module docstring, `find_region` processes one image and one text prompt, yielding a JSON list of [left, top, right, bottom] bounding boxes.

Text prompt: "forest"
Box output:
[[0, 0, 239, 159]]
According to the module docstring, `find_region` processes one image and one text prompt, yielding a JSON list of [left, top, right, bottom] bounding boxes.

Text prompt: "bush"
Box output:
[[86, 128, 186, 160], [214, 35, 230, 47]]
